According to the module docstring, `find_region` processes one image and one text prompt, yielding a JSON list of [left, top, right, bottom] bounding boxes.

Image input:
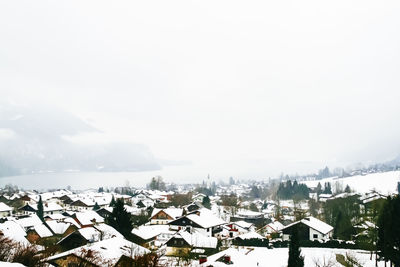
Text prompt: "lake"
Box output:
[[0, 165, 206, 190]]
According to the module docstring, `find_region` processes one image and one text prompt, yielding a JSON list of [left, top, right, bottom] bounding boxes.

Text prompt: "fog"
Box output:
[[1, 1, 400, 183]]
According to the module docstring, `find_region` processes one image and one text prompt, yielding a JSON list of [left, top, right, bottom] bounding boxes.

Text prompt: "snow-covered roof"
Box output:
[[184, 208, 226, 228], [74, 210, 104, 226], [124, 205, 141, 215], [236, 209, 264, 218], [26, 202, 63, 212], [0, 202, 12, 212], [266, 221, 284, 232], [93, 223, 124, 239], [131, 224, 175, 241], [46, 221, 71, 235], [151, 208, 183, 219], [48, 237, 150, 265], [44, 213, 66, 221], [64, 217, 81, 228], [202, 247, 382, 267], [282, 216, 333, 235], [175, 231, 218, 249], [236, 231, 265, 240], [32, 223, 53, 238], [233, 220, 253, 229], [13, 214, 42, 229], [0, 261, 26, 267], [78, 227, 101, 242], [0, 221, 29, 245]]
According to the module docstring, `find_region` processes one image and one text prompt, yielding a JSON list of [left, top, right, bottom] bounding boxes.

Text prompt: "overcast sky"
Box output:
[[1, 0, 400, 180]]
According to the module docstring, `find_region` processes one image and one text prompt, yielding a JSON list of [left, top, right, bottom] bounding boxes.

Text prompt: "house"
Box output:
[[70, 199, 95, 211], [150, 208, 183, 225], [318, 194, 333, 202], [132, 192, 154, 208], [57, 227, 102, 250], [165, 231, 218, 256], [168, 208, 226, 237], [222, 221, 256, 238], [72, 210, 104, 227], [18, 202, 63, 216], [131, 224, 176, 248], [185, 202, 202, 212], [44, 213, 66, 222], [0, 220, 30, 246], [360, 191, 386, 214], [192, 193, 207, 203], [0, 202, 12, 217], [46, 220, 77, 236], [48, 237, 150, 266], [262, 220, 284, 238], [57, 223, 124, 250], [233, 231, 269, 247], [281, 216, 333, 241], [230, 209, 265, 226], [12, 214, 43, 232], [96, 207, 113, 219], [19, 195, 37, 205], [26, 223, 53, 243], [135, 198, 154, 208]]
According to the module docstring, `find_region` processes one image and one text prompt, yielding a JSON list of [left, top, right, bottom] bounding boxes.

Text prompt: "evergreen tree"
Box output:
[[249, 203, 259, 212], [93, 202, 100, 210], [37, 196, 44, 221], [148, 176, 166, 191], [110, 195, 116, 207], [250, 185, 261, 199], [106, 198, 133, 238], [316, 182, 322, 195], [377, 195, 400, 266], [277, 180, 309, 200], [344, 184, 351, 193], [288, 229, 304, 267], [323, 182, 332, 194], [318, 166, 331, 179], [98, 187, 104, 193], [202, 195, 211, 209]]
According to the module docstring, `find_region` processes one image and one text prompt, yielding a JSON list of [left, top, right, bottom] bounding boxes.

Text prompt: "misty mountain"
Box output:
[[0, 102, 161, 177]]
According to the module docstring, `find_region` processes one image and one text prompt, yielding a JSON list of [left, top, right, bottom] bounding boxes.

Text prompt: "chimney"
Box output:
[[199, 255, 207, 264], [223, 255, 231, 263]]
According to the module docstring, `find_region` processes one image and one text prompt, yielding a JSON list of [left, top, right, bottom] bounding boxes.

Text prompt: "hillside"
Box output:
[[301, 170, 400, 195]]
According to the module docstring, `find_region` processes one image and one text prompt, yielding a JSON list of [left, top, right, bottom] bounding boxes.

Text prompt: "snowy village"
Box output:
[[0, 170, 399, 266], [2, 1, 400, 266]]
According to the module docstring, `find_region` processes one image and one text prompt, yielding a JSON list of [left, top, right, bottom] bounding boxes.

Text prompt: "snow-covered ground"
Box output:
[[191, 247, 383, 267], [0, 262, 26, 267], [301, 171, 400, 195]]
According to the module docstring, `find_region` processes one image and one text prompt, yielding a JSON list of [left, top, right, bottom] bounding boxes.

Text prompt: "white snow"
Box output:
[[47, 237, 150, 265], [302, 171, 400, 195], [197, 247, 385, 267], [0, 262, 26, 267], [179, 231, 218, 249], [236, 231, 265, 240], [73, 210, 104, 226], [46, 221, 71, 235], [0, 202, 12, 212], [33, 223, 53, 238]]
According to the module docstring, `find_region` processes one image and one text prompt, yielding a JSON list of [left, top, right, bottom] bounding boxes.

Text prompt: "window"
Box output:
[[313, 234, 318, 239]]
